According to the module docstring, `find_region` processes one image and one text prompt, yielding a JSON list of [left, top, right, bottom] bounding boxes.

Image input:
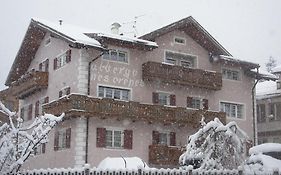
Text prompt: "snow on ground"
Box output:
[[249, 143, 281, 155], [97, 157, 149, 170], [245, 153, 281, 173]]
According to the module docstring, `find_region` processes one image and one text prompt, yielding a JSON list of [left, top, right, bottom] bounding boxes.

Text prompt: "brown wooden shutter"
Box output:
[[66, 49, 71, 63], [66, 128, 71, 148], [124, 130, 133, 149], [66, 87, 71, 95], [59, 90, 63, 98], [28, 104, 33, 120], [203, 99, 209, 110], [170, 94, 176, 106], [170, 132, 176, 146], [96, 128, 106, 147], [39, 63, 43, 71], [45, 59, 49, 72], [42, 143, 46, 154], [152, 131, 160, 145], [53, 58, 57, 70], [187, 96, 193, 108], [44, 96, 49, 104], [152, 92, 159, 104], [35, 100, 40, 117], [54, 131, 59, 151]]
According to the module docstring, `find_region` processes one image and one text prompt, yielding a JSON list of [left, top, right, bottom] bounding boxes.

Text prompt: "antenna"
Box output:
[[122, 15, 145, 37]]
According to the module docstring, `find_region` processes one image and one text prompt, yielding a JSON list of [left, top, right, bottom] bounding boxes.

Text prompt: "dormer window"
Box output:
[[174, 37, 185, 45]]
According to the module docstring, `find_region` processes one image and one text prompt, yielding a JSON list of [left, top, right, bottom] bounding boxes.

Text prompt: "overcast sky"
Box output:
[[0, 0, 281, 90]]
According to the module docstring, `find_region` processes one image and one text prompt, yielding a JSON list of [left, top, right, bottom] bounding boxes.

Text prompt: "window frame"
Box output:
[[222, 68, 241, 81], [97, 85, 131, 101], [220, 101, 245, 120], [164, 50, 197, 68], [103, 49, 129, 63], [105, 128, 124, 149], [174, 36, 186, 45]]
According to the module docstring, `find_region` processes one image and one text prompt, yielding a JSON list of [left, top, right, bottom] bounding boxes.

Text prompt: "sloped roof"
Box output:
[[272, 65, 281, 74], [140, 16, 232, 56]]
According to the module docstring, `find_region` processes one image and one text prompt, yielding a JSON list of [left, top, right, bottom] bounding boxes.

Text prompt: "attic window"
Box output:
[[174, 37, 185, 45], [45, 37, 51, 46]]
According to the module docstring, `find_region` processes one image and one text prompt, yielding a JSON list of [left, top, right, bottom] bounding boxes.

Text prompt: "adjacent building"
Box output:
[[256, 66, 281, 144], [5, 16, 260, 169]]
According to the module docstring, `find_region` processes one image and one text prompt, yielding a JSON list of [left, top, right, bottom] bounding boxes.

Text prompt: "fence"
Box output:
[[12, 167, 281, 175]]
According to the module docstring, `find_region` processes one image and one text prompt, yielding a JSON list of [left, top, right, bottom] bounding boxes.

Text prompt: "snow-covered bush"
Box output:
[[179, 117, 249, 170], [0, 101, 64, 174]]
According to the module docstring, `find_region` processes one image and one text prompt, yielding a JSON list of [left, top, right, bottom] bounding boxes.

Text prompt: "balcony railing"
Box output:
[[44, 94, 226, 127], [142, 61, 222, 90], [11, 71, 48, 99], [149, 144, 183, 166]]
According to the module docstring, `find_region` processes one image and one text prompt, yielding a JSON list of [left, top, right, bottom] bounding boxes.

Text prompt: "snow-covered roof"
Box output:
[[272, 65, 281, 74], [219, 55, 259, 68], [256, 80, 281, 99], [245, 154, 281, 173], [249, 143, 281, 155], [97, 157, 148, 170], [32, 18, 102, 48]]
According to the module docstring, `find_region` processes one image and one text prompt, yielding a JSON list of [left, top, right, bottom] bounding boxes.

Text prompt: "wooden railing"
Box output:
[[149, 145, 183, 166], [142, 62, 222, 90], [11, 71, 48, 99], [44, 94, 226, 127]]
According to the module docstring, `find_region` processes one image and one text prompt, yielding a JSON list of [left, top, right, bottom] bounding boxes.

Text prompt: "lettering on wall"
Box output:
[[91, 61, 145, 87]]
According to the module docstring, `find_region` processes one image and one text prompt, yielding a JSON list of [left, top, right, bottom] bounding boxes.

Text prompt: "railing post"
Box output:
[[273, 170, 279, 175], [188, 169, 192, 175], [138, 169, 142, 175], [84, 164, 90, 175]]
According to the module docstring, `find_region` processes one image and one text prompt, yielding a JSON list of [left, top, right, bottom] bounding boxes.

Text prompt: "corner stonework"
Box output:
[[78, 49, 90, 95], [74, 117, 87, 167]]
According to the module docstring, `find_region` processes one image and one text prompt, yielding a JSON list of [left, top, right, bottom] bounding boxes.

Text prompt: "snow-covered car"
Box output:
[[97, 157, 149, 170], [244, 143, 281, 173]]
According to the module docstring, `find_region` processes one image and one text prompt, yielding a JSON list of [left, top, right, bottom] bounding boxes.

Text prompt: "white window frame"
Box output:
[[57, 128, 68, 150], [97, 85, 131, 101], [219, 101, 245, 120], [105, 127, 124, 149], [156, 91, 173, 106], [55, 51, 68, 69], [103, 49, 129, 64], [222, 68, 241, 81], [191, 97, 202, 109], [164, 50, 197, 68], [174, 36, 186, 45]]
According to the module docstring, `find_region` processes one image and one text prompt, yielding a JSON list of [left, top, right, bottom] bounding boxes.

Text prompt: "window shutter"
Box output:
[[59, 90, 63, 98], [152, 92, 159, 104], [44, 96, 49, 104], [203, 99, 209, 110], [39, 63, 43, 71], [53, 58, 57, 70], [45, 59, 49, 72], [96, 128, 106, 148], [66, 128, 71, 148], [28, 104, 33, 120], [54, 131, 59, 151], [35, 100, 40, 117], [170, 132, 176, 146], [170, 94, 176, 106], [66, 87, 71, 95], [124, 130, 133, 149], [66, 49, 71, 63], [42, 143, 46, 154], [187, 96, 193, 108], [20, 107, 24, 118], [152, 131, 160, 144]]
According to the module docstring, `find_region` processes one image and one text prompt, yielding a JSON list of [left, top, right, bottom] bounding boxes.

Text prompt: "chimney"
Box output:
[[111, 22, 121, 35], [59, 19, 63, 25]]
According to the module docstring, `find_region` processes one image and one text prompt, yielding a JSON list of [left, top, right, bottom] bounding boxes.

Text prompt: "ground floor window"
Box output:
[[54, 128, 71, 151], [106, 129, 123, 148]]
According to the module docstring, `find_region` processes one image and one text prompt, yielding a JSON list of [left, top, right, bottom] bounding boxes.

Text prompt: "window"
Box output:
[[165, 51, 195, 68], [103, 50, 128, 63], [54, 50, 71, 70], [39, 59, 49, 72], [20, 104, 33, 121], [59, 87, 71, 98], [106, 129, 123, 148], [187, 97, 209, 110], [174, 37, 186, 45], [35, 96, 49, 117], [257, 104, 266, 123], [222, 69, 240, 81], [220, 102, 244, 119], [191, 98, 201, 109], [152, 131, 176, 146], [34, 143, 46, 155], [269, 103, 281, 121], [152, 92, 176, 106], [159, 133, 169, 145], [98, 86, 130, 101], [54, 128, 71, 151]]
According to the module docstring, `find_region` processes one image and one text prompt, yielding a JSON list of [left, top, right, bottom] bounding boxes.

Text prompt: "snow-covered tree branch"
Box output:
[[179, 117, 249, 170], [0, 101, 64, 174]]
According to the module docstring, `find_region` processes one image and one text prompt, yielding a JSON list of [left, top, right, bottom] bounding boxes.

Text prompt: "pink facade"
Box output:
[[6, 17, 258, 170]]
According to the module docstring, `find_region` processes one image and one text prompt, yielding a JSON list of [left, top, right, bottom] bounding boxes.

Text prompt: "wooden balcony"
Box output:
[[149, 144, 183, 166], [142, 61, 222, 90], [11, 71, 48, 99], [44, 94, 226, 127]]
